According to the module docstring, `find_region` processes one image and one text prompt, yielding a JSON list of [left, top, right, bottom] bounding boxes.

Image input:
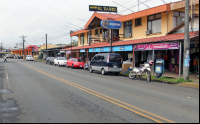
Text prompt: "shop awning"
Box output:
[[64, 31, 199, 51]]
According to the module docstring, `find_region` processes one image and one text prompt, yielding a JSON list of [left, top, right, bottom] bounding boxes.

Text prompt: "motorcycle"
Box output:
[[129, 62, 152, 82]]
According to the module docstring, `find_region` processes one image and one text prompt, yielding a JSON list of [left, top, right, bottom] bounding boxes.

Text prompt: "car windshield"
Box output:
[[59, 57, 66, 60], [73, 59, 82, 62]]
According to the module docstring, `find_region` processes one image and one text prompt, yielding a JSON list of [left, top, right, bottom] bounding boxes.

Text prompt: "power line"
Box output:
[[27, 0, 68, 36]]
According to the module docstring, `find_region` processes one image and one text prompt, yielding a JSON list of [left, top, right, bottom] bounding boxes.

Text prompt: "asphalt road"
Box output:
[[0, 58, 199, 123]]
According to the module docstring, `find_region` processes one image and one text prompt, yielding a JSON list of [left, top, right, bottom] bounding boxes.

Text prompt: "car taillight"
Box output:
[[107, 55, 109, 62]]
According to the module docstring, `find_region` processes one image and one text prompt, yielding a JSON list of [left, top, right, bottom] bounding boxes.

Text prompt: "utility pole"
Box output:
[[183, 0, 190, 81], [0, 43, 4, 58], [46, 34, 48, 58], [19, 35, 27, 59]]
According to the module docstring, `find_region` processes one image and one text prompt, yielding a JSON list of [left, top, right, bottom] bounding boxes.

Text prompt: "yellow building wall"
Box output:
[[76, 3, 199, 47]]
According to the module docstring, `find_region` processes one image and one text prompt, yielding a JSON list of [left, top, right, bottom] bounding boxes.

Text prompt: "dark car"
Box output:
[[18, 56, 23, 59], [46, 57, 55, 65], [89, 53, 122, 75]]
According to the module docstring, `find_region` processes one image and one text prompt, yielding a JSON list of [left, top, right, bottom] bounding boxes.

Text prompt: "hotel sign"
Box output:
[[89, 5, 117, 12]]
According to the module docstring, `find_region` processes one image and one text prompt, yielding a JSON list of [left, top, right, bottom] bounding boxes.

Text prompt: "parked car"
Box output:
[[66, 58, 85, 69], [54, 57, 67, 66], [18, 56, 23, 59], [89, 53, 122, 75], [46, 57, 55, 65], [25, 55, 34, 61]]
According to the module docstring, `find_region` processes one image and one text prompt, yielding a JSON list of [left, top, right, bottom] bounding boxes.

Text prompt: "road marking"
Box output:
[[6, 73, 11, 89], [19, 62, 175, 123]]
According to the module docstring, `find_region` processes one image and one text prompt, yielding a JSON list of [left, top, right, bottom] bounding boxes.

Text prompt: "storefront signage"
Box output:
[[80, 49, 85, 52], [89, 45, 132, 52], [101, 20, 122, 29], [100, 48, 104, 52], [134, 42, 179, 51], [60, 51, 65, 53], [89, 5, 117, 12], [66, 51, 71, 54]]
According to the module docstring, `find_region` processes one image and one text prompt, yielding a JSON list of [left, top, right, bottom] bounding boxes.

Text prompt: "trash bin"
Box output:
[[155, 62, 163, 73], [155, 59, 165, 78]]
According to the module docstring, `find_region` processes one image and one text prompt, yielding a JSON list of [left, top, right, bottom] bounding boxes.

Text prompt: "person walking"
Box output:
[[4, 56, 7, 62]]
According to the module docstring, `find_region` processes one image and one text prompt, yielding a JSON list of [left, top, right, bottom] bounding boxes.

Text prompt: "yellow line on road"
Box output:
[[19, 62, 176, 123]]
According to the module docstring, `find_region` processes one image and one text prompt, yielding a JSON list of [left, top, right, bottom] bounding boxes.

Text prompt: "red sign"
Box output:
[[134, 42, 179, 51]]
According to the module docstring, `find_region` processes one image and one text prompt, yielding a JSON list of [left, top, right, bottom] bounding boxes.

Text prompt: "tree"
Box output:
[[72, 40, 78, 46]]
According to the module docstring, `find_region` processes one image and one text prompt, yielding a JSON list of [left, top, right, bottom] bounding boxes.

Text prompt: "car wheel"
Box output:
[[89, 66, 93, 73], [101, 68, 105, 75]]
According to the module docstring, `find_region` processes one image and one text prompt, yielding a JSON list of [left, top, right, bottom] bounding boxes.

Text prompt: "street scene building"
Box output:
[[60, 0, 199, 75]]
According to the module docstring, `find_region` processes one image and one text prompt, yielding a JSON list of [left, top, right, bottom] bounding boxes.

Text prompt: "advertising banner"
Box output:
[[89, 45, 132, 52], [134, 42, 179, 51], [80, 49, 85, 52], [101, 20, 122, 29]]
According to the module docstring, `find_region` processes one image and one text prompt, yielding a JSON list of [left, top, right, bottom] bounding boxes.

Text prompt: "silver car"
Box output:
[[25, 55, 34, 61]]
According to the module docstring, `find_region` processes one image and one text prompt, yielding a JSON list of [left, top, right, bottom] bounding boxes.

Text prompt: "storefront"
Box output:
[[190, 43, 199, 73], [88, 45, 133, 62], [80, 49, 87, 63], [134, 42, 180, 73]]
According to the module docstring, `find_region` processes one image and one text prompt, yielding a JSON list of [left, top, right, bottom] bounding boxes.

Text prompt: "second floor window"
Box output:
[[80, 33, 84, 44], [103, 29, 108, 39], [124, 21, 132, 38], [173, 11, 185, 28], [135, 18, 142, 26], [87, 31, 92, 43], [95, 29, 98, 35], [147, 13, 161, 34]]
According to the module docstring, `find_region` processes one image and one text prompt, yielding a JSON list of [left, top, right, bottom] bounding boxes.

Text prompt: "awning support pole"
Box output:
[[152, 50, 155, 76], [179, 42, 182, 79]]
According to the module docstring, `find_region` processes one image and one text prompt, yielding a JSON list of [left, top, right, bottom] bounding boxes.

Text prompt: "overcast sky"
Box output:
[[0, 0, 181, 49]]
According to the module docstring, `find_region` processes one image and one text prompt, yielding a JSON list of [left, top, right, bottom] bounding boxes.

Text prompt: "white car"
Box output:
[[54, 57, 67, 66], [26, 55, 34, 61]]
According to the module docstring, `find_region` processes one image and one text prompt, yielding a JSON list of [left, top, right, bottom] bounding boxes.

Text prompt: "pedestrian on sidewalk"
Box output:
[[4, 56, 7, 62]]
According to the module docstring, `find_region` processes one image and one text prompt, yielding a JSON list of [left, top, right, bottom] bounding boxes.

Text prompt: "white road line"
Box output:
[[6, 73, 11, 89], [6, 73, 8, 80]]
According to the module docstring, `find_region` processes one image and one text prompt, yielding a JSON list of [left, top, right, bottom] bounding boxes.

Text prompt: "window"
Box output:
[[96, 55, 102, 61], [124, 21, 132, 38], [113, 29, 119, 37], [135, 18, 142, 26], [87, 31, 92, 43], [100, 28, 102, 34], [173, 11, 185, 28], [103, 29, 108, 39], [80, 33, 84, 44], [147, 13, 161, 34], [109, 55, 121, 62], [95, 29, 98, 35]]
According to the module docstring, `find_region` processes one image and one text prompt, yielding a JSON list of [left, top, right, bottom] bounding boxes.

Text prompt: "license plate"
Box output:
[[80, 66, 82, 67], [113, 66, 117, 68]]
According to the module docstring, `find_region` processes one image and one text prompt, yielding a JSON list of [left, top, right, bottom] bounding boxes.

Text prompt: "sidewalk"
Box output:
[[154, 71, 199, 89]]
